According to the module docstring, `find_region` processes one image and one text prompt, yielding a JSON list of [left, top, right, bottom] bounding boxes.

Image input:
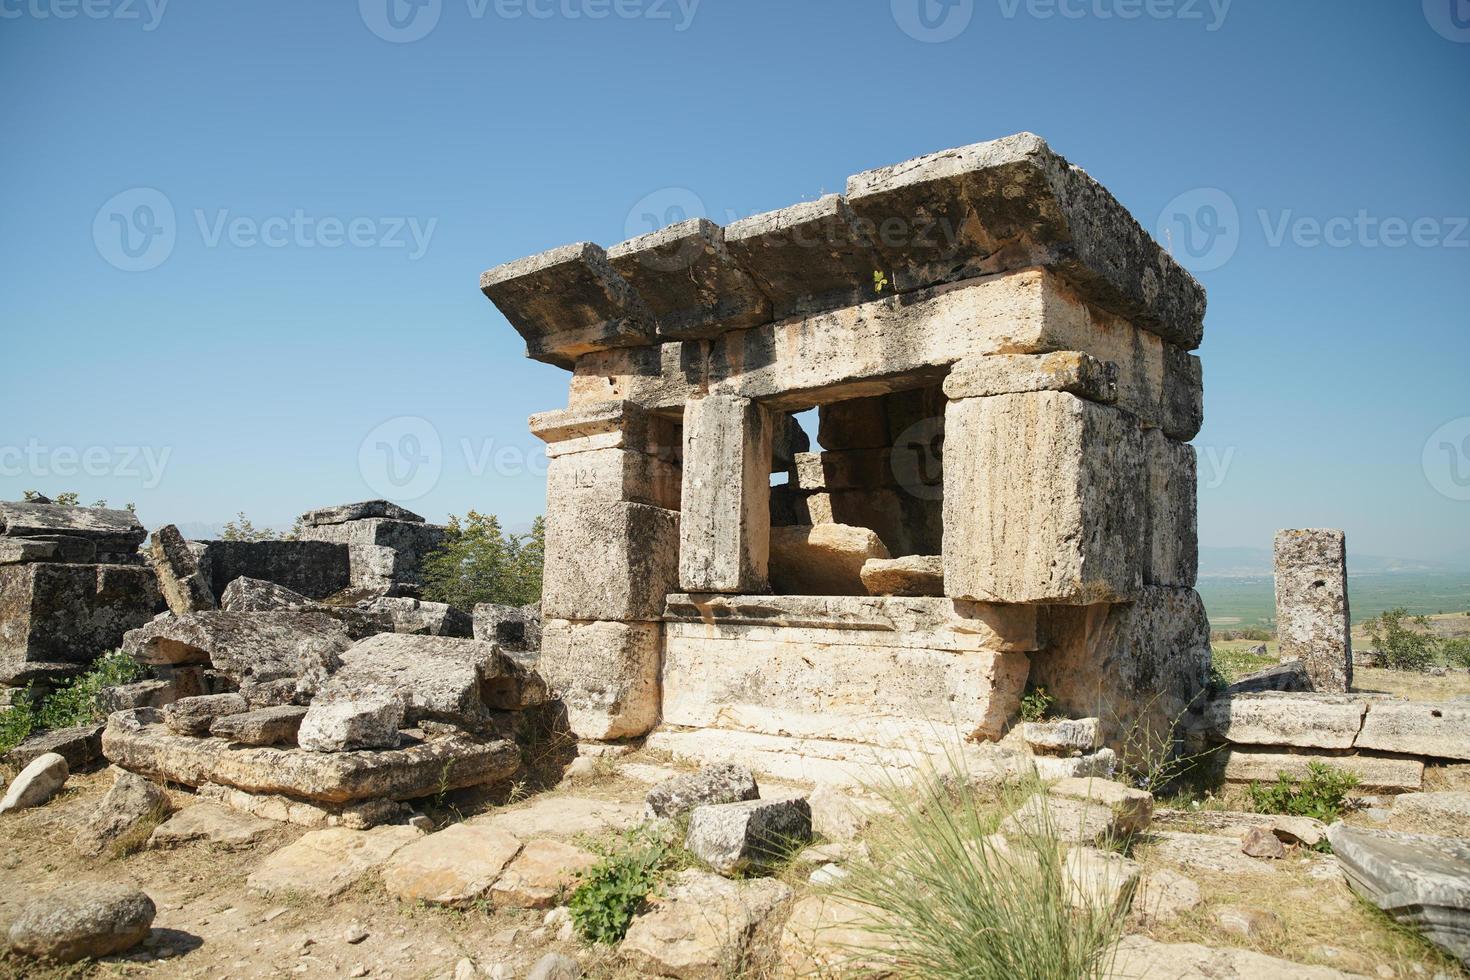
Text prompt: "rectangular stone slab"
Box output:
[[1274, 529, 1352, 693], [1144, 429, 1199, 588], [678, 395, 774, 593], [1356, 700, 1470, 761], [1219, 748, 1423, 792], [0, 563, 161, 681], [541, 500, 679, 622], [0, 501, 146, 547], [1200, 692, 1369, 750], [102, 710, 520, 805]]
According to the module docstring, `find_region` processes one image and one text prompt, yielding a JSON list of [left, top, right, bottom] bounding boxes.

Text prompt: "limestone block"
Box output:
[[1201, 692, 1368, 750], [724, 194, 883, 321], [660, 621, 1030, 745], [1144, 429, 1198, 588], [1029, 588, 1212, 754], [301, 500, 424, 526], [606, 218, 770, 340], [148, 803, 276, 849], [1274, 529, 1352, 693], [490, 839, 598, 909], [539, 620, 661, 740], [843, 132, 1205, 349], [1219, 748, 1423, 792], [816, 397, 890, 451], [479, 241, 654, 368], [792, 449, 900, 492], [163, 693, 249, 737], [298, 695, 403, 753], [150, 525, 216, 616], [679, 395, 774, 593], [860, 555, 944, 597], [547, 447, 680, 509], [0, 540, 60, 564], [768, 524, 890, 596], [0, 752, 68, 813], [944, 391, 1145, 604], [472, 601, 541, 652], [1023, 718, 1103, 756], [1000, 793, 1136, 846], [0, 501, 146, 560], [779, 894, 896, 977], [73, 768, 169, 856], [685, 797, 812, 874], [1162, 346, 1205, 442], [381, 823, 523, 906], [123, 611, 353, 697], [6, 883, 155, 964], [621, 870, 790, 980], [192, 539, 351, 601], [541, 500, 679, 622], [944, 352, 1118, 404], [645, 763, 760, 820], [1357, 700, 1470, 761], [209, 705, 307, 746], [1392, 792, 1470, 828], [247, 825, 423, 898], [1064, 846, 1141, 913], [1109, 935, 1358, 980], [568, 340, 706, 410], [0, 563, 160, 685], [5, 723, 105, 770], [296, 520, 444, 591], [359, 596, 473, 638], [770, 411, 811, 470], [531, 400, 680, 459]]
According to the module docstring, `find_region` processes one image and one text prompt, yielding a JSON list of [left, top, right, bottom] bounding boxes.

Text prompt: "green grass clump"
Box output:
[[1247, 762, 1360, 822]]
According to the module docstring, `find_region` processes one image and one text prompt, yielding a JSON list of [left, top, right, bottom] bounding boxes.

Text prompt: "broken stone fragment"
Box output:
[[73, 768, 169, 856], [5, 723, 104, 771], [358, 596, 473, 638], [1001, 778, 1152, 845], [297, 694, 404, 753], [1274, 529, 1353, 693], [147, 802, 276, 850], [684, 797, 813, 875], [1022, 718, 1103, 757], [123, 611, 353, 696], [490, 838, 598, 910], [191, 539, 352, 601], [472, 602, 541, 654], [620, 870, 791, 979], [381, 823, 523, 906], [1201, 692, 1368, 750], [768, 524, 890, 597], [219, 577, 393, 640], [0, 500, 147, 561], [6, 883, 155, 963], [247, 825, 424, 899], [1063, 846, 1141, 913], [150, 524, 217, 616], [0, 752, 68, 813], [644, 763, 760, 821], [209, 705, 308, 746], [859, 555, 944, 597], [163, 693, 249, 736]]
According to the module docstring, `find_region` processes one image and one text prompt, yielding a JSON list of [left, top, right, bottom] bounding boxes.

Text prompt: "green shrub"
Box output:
[[0, 694, 39, 755], [1247, 762, 1360, 822], [0, 652, 148, 755], [421, 512, 544, 610], [568, 831, 669, 945], [1018, 686, 1055, 723], [1364, 608, 1437, 672], [1440, 637, 1470, 669]]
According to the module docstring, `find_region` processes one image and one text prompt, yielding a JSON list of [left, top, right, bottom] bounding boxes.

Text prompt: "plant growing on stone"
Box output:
[[421, 512, 544, 609], [567, 830, 670, 945], [36, 651, 149, 731], [1247, 762, 1360, 822], [1364, 608, 1437, 672], [1017, 686, 1056, 723]]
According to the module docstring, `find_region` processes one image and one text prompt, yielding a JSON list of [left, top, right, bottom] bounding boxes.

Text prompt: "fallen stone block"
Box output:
[[1031, 748, 1118, 781], [1357, 700, 1470, 761], [1391, 792, 1470, 831], [1329, 824, 1470, 967], [381, 823, 523, 906], [0, 540, 62, 564], [195, 782, 405, 830], [1107, 935, 1356, 980], [163, 693, 248, 736], [685, 797, 812, 874], [147, 802, 276, 849], [1, 563, 160, 685], [645, 763, 760, 820], [358, 596, 473, 638], [0, 501, 147, 563], [1131, 867, 1202, 925], [298, 694, 403, 753], [1145, 830, 1289, 879], [1022, 718, 1102, 757], [778, 894, 895, 978], [0, 751, 68, 813], [1064, 846, 1141, 913], [98, 676, 198, 714], [621, 870, 791, 980], [209, 705, 308, 746], [1220, 748, 1423, 792], [472, 602, 541, 653], [468, 794, 644, 840], [247, 825, 423, 898], [1152, 808, 1327, 848], [768, 523, 890, 596], [6, 883, 155, 964], [1001, 779, 1151, 845], [5, 723, 104, 770], [73, 768, 168, 856], [1275, 529, 1353, 693], [490, 838, 598, 909], [1201, 692, 1368, 750], [860, 555, 944, 597], [219, 577, 393, 639], [539, 619, 661, 740], [1224, 661, 1311, 695], [150, 524, 216, 616], [301, 500, 425, 526]]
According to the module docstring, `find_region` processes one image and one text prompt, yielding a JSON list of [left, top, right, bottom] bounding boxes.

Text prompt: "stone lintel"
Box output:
[[943, 352, 1118, 404], [529, 401, 677, 459]]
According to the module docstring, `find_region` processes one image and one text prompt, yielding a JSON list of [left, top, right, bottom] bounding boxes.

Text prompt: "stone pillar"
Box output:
[[1274, 529, 1352, 692], [533, 401, 681, 739], [679, 395, 776, 594]]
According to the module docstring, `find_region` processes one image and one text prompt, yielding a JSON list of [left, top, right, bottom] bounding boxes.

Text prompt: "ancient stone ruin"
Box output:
[[481, 132, 1211, 779]]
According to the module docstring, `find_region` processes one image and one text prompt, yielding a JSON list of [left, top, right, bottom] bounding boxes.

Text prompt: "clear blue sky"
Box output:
[[2, 0, 1467, 561]]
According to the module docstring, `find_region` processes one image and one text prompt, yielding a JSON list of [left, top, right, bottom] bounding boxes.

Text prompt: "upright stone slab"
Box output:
[[944, 391, 1145, 604], [539, 620, 661, 740], [150, 524, 216, 616], [679, 395, 775, 593], [1274, 529, 1352, 692]]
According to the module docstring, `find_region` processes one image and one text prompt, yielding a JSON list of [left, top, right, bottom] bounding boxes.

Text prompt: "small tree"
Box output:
[[421, 512, 544, 609], [220, 512, 276, 542], [1364, 608, 1436, 672]]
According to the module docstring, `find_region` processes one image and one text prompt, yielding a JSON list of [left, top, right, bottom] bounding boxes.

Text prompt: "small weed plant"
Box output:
[[1247, 762, 1360, 822], [568, 828, 675, 945], [1018, 686, 1056, 723]]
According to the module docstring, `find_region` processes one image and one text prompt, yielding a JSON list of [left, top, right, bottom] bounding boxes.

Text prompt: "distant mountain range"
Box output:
[[1199, 546, 1470, 579]]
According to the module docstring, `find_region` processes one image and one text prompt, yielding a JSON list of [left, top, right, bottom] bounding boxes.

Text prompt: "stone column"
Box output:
[[533, 401, 681, 740], [1274, 529, 1352, 692], [679, 395, 775, 594]]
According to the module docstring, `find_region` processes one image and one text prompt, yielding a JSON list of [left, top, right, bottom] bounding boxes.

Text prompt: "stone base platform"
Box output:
[[102, 709, 520, 806]]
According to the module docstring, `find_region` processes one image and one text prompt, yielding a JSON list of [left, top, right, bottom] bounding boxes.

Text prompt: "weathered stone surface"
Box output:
[[662, 618, 1029, 746], [150, 524, 216, 616], [193, 539, 351, 601], [74, 768, 168, 855], [98, 676, 197, 714], [1329, 824, 1470, 966], [490, 838, 598, 909], [843, 133, 1205, 350], [209, 705, 307, 746], [1201, 692, 1368, 750], [123, 611, 353, 699], [778, 894, 894, 977], [103, 709, 519, 804], [685, 797, 812, 874], [768, 523, 890, 596], [0, 752, 68, 813], [469, 794, 644, 839], [0, 539, 61, 564], [147, 802, 276, 849], [1132, 867, 1202, 924], [0, 501, 146, 561], [302, 501, 424, 526], [298, 519, 445, 591], [381, 823, 523, 906], [1144, 428, 1198, 589], [1022, 717, 1102, 756], [5, 723, 104, 770], [6, 882, 155, 963], [1146, 830, 1288, 878], [0, 563, 160, 684], [539, 619, 661, 740], [1241, 826, 1287, 859], [1064, 846, 1141, 913], [645, 764, 760, 820], [1031, 748, 1119, 781], [1029, 588, 1212, 754], [1225, 661, 1311, 695], [1219, 748, 1423, 792], [944, 391, 1144, 604], [195, 783, 404, 830], [607, 218, 771, 341], [163, 693, 248, 736], [1357, 700, 1470, 761], [218, 577, 392, 639], [298, 694, 403, 753], [354, 596, 474, 644], [944, 351, 1118, 403], [542, 500, 679, 622], [531, 400, 681, 457], [679, 395, 775, 594], [1002, 779, 1151, 845], [1107, 935, 1354, 980], [480, 241, 655, 368], [247, 825, 423, 898], [621, 870, 791, 980], [1274, 529, 1353, 693], [1392, 792, 1470, 830], [807, 784, 889, 842], [473, 602, 542, 653], [527, 953, 583, 980], [1162, 345, 1205, 443], [860, 555, 944, 597], [1152, 809, 1328, 848]]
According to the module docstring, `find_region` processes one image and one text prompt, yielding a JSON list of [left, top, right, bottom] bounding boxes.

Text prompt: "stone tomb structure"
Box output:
[[481, 134, 1212, 777]]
